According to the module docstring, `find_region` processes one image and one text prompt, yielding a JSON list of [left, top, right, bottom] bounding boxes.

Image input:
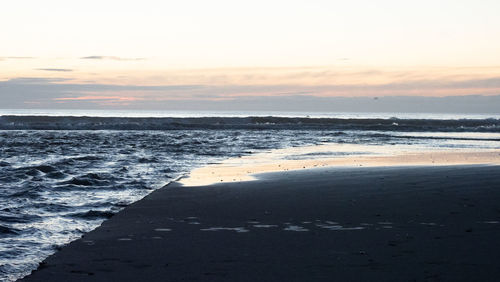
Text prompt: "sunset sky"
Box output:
[[1, 0, 500, 110]]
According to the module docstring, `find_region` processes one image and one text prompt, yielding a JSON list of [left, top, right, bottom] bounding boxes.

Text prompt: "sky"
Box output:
[[1, 0, 500, 111]]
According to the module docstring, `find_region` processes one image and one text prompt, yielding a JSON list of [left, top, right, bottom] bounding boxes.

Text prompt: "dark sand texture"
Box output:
[[22, 165, 500, 281]]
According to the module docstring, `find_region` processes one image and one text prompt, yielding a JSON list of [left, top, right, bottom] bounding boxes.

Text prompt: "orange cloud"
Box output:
[[54, 96, 140, 101]]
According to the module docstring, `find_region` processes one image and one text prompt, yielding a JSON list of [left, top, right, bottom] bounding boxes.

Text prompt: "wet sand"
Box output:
[[180, 144, 500, 186], [21, 164, 500, 281]]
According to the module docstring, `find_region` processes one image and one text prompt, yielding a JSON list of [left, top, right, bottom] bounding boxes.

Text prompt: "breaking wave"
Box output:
[[0, 114, 499, 281], [1, 115, 500, 132]]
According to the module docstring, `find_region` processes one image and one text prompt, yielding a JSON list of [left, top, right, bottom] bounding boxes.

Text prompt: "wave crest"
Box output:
[[1, 115, 499, 132]]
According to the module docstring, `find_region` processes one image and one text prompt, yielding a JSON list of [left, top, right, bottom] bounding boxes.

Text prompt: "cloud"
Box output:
[[80, 56, 146, 61], [54, 96, 140, 102], [1, 75, 500, 112], [2, 77, 71, 84], [36, 68, 73, 72], [0, 77, 203, 108], [94, 94, 500, 114], [0, 56, 35, 60]]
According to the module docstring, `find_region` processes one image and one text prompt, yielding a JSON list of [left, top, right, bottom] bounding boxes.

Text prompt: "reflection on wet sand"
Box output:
[[180, 143, 500, 186]]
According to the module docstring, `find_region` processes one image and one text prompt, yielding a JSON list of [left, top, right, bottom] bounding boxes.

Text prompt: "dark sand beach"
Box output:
[[22, 165, 500, 281]]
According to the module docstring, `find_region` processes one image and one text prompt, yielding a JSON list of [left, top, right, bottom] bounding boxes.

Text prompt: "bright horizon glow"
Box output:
[[1, 0, 500, 109]]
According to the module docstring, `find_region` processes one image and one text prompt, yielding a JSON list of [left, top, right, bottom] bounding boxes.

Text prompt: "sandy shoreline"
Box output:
[[180, 144, 500, 185], [21, 162, 500, 281]]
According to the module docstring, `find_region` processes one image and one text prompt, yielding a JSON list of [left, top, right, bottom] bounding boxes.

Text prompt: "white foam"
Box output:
[[200, 227, 249, 233], [154, 228, 172, 232], [377, 222, 393, 225], [317, 224, 365, 231], [253, 224, 278, 228], [283, 225, 309, 232]]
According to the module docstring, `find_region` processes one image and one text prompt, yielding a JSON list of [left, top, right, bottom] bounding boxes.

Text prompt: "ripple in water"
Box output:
[[0, 128, 498, 281]]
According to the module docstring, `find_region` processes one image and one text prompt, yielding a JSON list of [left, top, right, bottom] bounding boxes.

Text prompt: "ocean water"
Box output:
[[1, 110, 499, 281]]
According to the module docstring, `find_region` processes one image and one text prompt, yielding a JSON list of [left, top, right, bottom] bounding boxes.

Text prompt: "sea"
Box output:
[[1, 109, 500, 281]]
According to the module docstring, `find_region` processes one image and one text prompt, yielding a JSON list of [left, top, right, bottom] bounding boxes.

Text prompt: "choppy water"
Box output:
[[1, 112, 499, 281]]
